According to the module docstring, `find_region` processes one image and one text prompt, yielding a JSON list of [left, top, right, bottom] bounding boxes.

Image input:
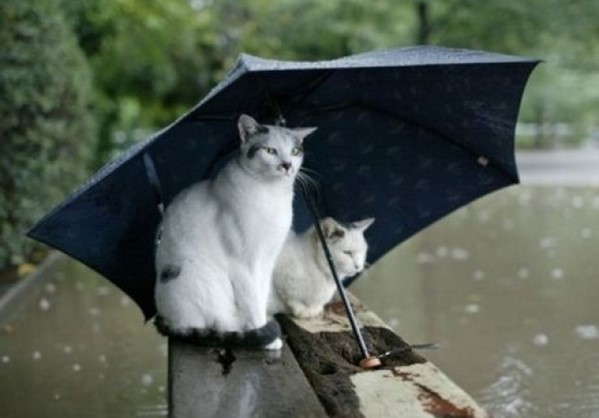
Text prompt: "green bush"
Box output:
[[0, 0, 94, 268]]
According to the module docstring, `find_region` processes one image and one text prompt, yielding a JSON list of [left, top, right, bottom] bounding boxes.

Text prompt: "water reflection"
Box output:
[[0, 258, 167, 418], [353, 186, 599, 418]]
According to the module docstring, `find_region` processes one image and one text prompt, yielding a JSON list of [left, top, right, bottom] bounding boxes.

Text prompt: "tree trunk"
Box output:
[[416, 1, 431, 44]]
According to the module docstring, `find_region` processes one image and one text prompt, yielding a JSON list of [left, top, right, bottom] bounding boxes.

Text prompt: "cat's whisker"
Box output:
[[299, 166, 322, 179], [296, 171, 321, 198], [299, 175, 319, 194]]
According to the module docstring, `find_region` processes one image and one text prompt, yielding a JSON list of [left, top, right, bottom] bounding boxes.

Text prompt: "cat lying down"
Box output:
[[270, 217, 374, 319]]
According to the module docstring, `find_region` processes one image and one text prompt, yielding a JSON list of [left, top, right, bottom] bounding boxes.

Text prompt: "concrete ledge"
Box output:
[[278, 297, 489, 418], [168, 295, 488, 418], [168, 339, 327, 418]]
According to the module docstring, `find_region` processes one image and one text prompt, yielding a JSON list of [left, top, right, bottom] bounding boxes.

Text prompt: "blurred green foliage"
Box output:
[[0, 0, 93, 268], [1, 0, 598, 270], [64, 0, 598, 162]]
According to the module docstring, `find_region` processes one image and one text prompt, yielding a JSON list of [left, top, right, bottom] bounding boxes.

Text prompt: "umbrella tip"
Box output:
[[358, 356, 382, 369]]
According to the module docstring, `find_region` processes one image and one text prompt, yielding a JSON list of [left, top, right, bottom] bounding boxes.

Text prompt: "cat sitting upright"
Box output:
[[269, 217, 374, 319], [154, 114, 316, 349]]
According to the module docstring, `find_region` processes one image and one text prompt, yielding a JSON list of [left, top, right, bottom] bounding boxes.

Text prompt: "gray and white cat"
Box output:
[[269, 217, 374, 318], [154, 114, 316, 349]]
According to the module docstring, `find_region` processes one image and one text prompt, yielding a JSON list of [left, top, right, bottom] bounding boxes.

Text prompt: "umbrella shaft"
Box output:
[[302, 189, 370, 359]]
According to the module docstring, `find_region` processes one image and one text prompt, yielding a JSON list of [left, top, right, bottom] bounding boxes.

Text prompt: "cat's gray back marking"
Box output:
[[160, 264, 181, 283]]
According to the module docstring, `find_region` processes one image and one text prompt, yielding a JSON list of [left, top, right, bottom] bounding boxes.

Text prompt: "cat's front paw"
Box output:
[[264, 337, 283, 350]]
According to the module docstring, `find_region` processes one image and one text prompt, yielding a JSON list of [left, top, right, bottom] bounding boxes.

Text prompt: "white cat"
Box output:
[[154, 114, 316, 349], [269, 217, 374, 319]]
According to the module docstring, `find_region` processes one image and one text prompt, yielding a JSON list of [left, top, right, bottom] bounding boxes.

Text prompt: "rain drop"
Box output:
[[575, 325, 599, 340], [63, 346, 73, 354], [141, 373, 154, 386], [572, 196, 584, 208], [551, 269, 564, 280], [417, 252, 435, 264], [32, 351, 42, 361], [436, 246, 449, 258], [89, 307, 100, 316], [473, 270, 485, 280], [477, 211, 490, 222], [120, 296, 131, 307], [45, 283, 56, 294], [539, 237, 557, 249], [464, 304, 480, 314], [1, 355, 10, 364], [518, 268, 530, 279], [581, 228, 592, 239], [39, 298, 51, 311], [72, 363, 81, 372], [96, 286, 110, 296], [532, 334, 549, 346], [451, 248, 470, 260]]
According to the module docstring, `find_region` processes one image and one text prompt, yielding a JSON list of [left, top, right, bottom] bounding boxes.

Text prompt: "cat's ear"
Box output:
[[238, 114, 267, 143], [291, 127, 317, 143], [321, 217, 345, 241], [352, 218, 375, 232]]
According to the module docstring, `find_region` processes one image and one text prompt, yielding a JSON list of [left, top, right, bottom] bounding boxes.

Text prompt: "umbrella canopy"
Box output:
[[28, 46, 539, 319]]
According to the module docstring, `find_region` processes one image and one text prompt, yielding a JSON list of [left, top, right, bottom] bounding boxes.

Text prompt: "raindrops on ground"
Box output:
[[532, 334, 548, 347], [39, 298, 51, 311], [574, 325, 599, 340]]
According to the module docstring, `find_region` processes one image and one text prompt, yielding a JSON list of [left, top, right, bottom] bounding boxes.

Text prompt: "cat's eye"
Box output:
[[291, 146, 303, 156], [264, 147, 277, 155], [343, 251, 353, 257]]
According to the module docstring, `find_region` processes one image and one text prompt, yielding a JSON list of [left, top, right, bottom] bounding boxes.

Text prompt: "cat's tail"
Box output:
[[154, 315, 281, 349]]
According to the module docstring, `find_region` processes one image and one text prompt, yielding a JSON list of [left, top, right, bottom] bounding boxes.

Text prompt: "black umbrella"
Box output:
[[28, 47, 538, 356]]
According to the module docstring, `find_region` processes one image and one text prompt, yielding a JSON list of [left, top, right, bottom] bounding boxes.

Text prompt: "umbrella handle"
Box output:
[[301, 187, 380, 368]]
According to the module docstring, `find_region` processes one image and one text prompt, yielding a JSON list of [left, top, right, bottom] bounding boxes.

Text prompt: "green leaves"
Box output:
[[0, 0, 92, 270]]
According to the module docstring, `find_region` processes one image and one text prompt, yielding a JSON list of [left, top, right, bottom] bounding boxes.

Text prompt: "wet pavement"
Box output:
[[0, 258, 167, 418], [353, 185, 599, 418]]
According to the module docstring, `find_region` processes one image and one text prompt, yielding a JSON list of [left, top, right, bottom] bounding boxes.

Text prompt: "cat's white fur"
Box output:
[[269, 217, 374, 318], [154, 115, 316, 349]]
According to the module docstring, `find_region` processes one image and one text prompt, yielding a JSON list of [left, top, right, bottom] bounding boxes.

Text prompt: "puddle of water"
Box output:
[[0, 258, 167, 418], [353, 186, 599, 417]]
